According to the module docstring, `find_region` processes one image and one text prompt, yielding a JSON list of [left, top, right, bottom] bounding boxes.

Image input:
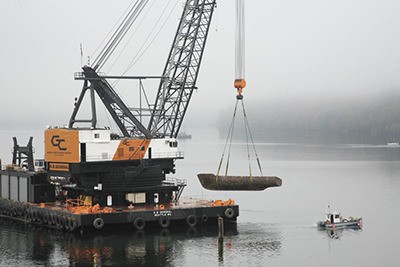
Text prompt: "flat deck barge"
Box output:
[[0, 169, 238, 232]]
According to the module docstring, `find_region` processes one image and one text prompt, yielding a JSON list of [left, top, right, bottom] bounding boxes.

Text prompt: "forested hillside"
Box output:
[[217, 91, 400, 142]]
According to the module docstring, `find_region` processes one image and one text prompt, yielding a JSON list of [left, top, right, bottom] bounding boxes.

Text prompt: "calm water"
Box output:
[[1, 128, 400, 266]]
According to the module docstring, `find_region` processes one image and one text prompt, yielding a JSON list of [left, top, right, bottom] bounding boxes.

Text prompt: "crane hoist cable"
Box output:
[[92, 0, 149, 71], [122, 0, 179, 75], [110, 1, 178, 88], [216, 0, 263, 178], [90, 1, 136, 64], [107, 0, 157, 76], [234, 0, 246, 97]]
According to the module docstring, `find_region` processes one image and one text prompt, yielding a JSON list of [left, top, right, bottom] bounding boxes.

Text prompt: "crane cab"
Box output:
[[44, 127, 182, 168], [326, 212, 341, 224], [44, 127, 183, 206]]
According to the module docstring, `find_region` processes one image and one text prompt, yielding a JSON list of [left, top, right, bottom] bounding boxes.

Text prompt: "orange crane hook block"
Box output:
[[234, 79, 246, 89], [234, 79, 246, 99]]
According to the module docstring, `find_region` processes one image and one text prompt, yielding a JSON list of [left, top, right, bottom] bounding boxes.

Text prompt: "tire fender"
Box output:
[[133, 217, 146, 230], [224, 207, 235, 219], [186, 215, 197, 227], [93, 217, 105, 230], [158, 216, 170, 228]]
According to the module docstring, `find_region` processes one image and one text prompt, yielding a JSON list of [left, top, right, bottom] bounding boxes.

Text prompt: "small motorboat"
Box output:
[[317, 211, 362, 229]]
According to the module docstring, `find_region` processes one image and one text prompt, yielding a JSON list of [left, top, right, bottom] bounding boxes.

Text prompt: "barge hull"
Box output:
[[317, 219, 362, 229], [0, 197, 238, 232]]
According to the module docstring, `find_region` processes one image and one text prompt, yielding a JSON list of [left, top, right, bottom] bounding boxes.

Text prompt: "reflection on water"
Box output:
[[318, 226, 362, 240], [0, 217, 285, 266], [234, 223, 282, 258]]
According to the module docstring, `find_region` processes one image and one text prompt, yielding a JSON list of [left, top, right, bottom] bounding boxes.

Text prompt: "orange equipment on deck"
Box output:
[[211, 198, 235, 207], [66, 197, 114, 214]]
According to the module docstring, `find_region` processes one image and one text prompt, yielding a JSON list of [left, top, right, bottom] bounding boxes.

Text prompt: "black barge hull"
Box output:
[[0, 168, 239, 232], [0, 197, 238, 232]]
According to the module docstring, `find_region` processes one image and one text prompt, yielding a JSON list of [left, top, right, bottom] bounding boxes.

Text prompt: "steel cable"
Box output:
[[93, 0, 149, 71], [241, 100, 264, 176], [235, 0, 245, 80], [216, 99, 239, 177]]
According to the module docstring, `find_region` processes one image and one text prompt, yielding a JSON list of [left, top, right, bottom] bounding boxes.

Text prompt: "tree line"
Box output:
[[217, 90, 400, 142]]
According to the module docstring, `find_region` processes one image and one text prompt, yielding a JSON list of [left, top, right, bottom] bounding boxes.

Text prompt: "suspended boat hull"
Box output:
[[197, 173, 282, 191]]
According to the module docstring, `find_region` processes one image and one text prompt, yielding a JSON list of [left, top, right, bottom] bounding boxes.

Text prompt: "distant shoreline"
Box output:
[[217, 91, 400, 144]]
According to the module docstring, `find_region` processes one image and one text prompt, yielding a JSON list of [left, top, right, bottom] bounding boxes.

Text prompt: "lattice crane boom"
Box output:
[[148, 0, 217, 138]]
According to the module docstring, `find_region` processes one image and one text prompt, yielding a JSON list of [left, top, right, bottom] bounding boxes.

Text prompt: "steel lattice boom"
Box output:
[[149, 0, 216, 138]]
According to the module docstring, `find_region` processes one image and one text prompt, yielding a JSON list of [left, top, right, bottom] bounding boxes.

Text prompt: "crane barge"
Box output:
[[0, 0, 241, 232]]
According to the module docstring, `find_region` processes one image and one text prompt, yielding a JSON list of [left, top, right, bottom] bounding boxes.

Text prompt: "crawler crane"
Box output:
[[45, 0, 217, 207]]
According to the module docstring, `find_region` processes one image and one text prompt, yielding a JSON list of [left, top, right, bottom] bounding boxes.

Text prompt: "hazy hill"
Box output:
[[217, 90, 400, 143]]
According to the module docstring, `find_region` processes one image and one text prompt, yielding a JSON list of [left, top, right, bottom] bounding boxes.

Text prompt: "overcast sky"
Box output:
[[1, 0, 400, 134]]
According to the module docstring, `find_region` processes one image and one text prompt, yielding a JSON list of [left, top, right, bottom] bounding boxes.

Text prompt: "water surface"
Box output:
[[1, 128, 399, 266]]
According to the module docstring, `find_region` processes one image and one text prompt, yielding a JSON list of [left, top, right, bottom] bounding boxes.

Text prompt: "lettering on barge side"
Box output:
[[153, 210, 172, 217]]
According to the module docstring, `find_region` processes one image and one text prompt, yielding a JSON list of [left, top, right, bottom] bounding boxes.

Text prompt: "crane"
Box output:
[[0, 1, 281, 233], [44, 0, 217, 207]]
